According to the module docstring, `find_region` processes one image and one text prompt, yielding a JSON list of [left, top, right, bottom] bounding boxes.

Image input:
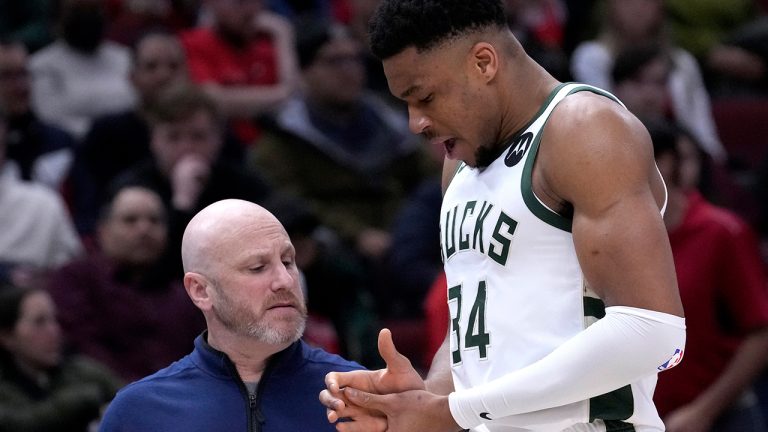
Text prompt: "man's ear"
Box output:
[[470, 42, 499, 83], [184, 272, 214, 311]]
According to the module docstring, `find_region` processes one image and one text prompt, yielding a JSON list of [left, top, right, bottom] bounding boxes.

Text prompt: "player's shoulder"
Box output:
[[551, 90, 645, 139], [539, 91, 656, 203], [544, 91, 653, 167]]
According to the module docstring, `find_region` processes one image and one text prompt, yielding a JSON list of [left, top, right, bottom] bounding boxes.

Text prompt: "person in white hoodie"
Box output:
[[0, 114, 82, 285], [570, 0, 726, 163]]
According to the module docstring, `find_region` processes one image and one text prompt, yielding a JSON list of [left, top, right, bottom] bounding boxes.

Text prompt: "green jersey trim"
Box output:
[[520, 84, 623, 232], [590, 386, 635, 423], [603, 420, 637, 431]]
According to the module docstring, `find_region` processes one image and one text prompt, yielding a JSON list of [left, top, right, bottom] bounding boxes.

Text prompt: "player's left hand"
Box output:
[[663, 403, 715, 432], [341, 387, 463, 432]]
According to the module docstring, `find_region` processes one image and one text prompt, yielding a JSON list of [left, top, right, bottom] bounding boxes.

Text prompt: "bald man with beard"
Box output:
[[99, 199, 363, 432]]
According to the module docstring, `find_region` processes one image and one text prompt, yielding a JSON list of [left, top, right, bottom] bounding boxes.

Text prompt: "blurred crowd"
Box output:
[[0, 0, 767, 430]]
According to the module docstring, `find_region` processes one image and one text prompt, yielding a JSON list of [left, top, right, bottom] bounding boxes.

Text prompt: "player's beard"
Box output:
[[475, 143, 503, 169], [212, 285, 307, 345]]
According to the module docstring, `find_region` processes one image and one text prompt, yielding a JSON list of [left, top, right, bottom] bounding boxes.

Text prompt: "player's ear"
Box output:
[[470, 42, 499, 83]]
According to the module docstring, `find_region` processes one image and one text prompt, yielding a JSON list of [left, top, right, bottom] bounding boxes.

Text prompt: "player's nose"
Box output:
[[408, 106, 432, 135]]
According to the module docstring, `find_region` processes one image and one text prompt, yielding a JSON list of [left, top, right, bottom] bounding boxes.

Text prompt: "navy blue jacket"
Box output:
[[99, 333, 363, 432]]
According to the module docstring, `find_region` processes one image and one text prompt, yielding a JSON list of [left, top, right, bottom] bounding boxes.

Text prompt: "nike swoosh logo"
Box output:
[[480, 412, 493, 420]]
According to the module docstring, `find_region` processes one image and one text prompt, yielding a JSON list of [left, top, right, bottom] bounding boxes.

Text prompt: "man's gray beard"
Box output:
[[244, 314, 307, 345], [213, 288, 307, 345]]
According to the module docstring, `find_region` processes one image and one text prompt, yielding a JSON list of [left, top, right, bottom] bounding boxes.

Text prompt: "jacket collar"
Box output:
[[190, 331, 304, 381]]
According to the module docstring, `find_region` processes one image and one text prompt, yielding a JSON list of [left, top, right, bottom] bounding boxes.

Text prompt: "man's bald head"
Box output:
[[181, 200, 286, 277]]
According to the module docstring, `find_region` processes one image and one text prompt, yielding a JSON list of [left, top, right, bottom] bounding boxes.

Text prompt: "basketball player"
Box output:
[[320, 1, 687, 431]]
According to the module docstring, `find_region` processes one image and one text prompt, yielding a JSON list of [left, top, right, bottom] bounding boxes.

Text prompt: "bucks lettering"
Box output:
[[441, 200, 518, 265]]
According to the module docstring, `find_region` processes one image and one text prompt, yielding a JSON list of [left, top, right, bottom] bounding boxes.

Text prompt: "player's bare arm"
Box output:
[[541, 92, 683, 316]]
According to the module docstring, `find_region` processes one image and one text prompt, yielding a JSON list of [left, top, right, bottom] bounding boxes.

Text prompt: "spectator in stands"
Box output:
[[252, 22, 434, 261], [106, 0, 177, 47], [48, 185, 205, 383], [649, 120, 768, 432], [571, 0, 726, 162], [72, 31, 189, 235], [347, 0, 392, 97], [503, 0, 570, 81], [0, 0, 54, 52], [386, 142, 444, 317], [0, 40, 75, 191], [612, 44, 753, 210], [112, 83, 272, 277], [0, 284, 122, 432], [28, 0, 136, 139], [264, 194, 379, 364], [665, 0, 768, 96], [181, 0, 299, 144], [0, 114, 82, 285], [250, 22, 436, 315], [267, 0, 334, 25]]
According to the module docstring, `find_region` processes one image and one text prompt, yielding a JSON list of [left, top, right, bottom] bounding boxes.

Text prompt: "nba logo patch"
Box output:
[[657, 349, 684, 371]]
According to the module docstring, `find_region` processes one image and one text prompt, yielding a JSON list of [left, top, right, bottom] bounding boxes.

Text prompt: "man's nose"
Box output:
[[271, 262, 295, 291]]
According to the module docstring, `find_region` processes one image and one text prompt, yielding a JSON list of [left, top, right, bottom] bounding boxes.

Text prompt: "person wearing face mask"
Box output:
[[28, 0, 136, 140], [0, 285, 122, 432]]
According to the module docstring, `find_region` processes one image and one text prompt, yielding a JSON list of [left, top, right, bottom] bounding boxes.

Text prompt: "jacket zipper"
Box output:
[[249, 393, 265, 432], [224, 343, 293, 432]]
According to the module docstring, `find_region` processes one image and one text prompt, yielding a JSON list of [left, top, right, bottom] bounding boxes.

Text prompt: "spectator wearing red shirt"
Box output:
[[181, 0, 298, 144], [649, 120, 768, 432]]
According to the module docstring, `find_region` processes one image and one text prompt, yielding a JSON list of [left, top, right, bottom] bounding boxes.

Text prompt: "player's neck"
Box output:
[[499, 58, 560, 143]]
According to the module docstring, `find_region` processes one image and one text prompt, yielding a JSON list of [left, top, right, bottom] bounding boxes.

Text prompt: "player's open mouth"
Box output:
[[444, 138, 457, 155]]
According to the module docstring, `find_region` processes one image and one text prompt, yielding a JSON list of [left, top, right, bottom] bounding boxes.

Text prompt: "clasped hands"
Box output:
[[319, 329, 462, 432]]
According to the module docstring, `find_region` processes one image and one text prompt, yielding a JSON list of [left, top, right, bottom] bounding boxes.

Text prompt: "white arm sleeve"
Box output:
[[448, 306, 686, 429]]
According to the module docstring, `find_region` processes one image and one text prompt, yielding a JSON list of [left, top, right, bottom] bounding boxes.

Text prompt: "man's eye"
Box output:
[[419, 94, 434, 103], [249, 266, 264, 273]]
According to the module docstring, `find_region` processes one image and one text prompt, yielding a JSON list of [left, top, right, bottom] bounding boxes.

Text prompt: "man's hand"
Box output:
[[319, 329, 424, 427], [171, 154, 211, 211]]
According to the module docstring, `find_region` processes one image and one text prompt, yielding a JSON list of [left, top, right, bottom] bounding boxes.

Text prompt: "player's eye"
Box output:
[[419, 93, 434, 104]]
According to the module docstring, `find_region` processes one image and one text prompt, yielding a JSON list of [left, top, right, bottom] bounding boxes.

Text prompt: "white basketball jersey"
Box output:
[[440, 83, 664, 432]]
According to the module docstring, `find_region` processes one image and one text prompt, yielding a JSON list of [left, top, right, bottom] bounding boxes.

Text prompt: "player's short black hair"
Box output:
[[369, 0, 507, 60]]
